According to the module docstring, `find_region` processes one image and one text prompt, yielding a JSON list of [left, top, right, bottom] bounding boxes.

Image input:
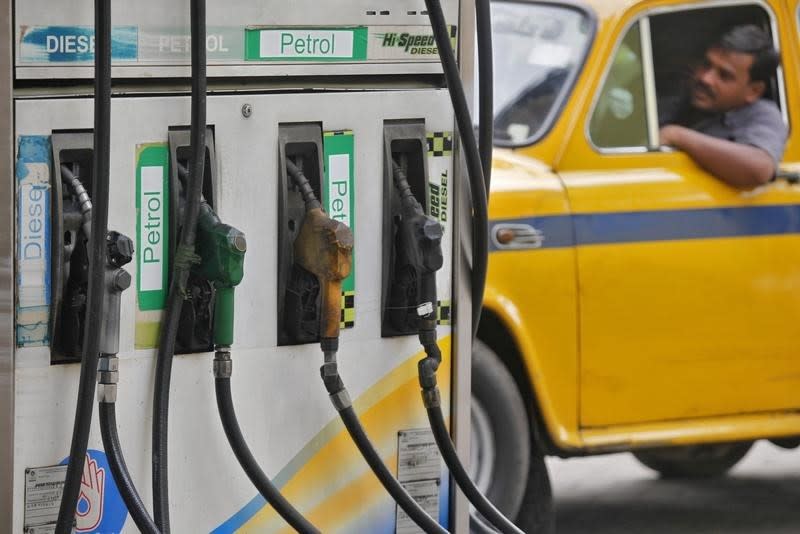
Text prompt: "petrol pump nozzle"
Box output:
[[294, 208, 353, 341], [390, 159, 445, 392], [198, 201, 318, 533], [287, 159, 354, 343], [391, 159, 444, 324], [289, 160, 446, 534], [195, 202, 246, 348]]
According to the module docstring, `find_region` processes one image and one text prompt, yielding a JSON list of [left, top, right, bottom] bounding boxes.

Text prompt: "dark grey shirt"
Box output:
[[688, 99, 788, 166]]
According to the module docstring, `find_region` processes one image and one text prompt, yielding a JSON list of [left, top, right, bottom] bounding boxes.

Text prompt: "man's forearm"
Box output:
[[661, 125, 774, 188]]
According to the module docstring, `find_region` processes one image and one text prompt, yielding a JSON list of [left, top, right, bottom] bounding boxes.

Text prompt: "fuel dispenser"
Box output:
[[0, 0, 513, 532]]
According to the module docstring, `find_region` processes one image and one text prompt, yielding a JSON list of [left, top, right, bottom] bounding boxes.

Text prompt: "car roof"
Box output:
[[553, 0, 789, 21]]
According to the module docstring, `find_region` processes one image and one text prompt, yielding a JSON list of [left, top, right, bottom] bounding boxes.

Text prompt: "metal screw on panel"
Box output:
[[241, 104, 253, 118]]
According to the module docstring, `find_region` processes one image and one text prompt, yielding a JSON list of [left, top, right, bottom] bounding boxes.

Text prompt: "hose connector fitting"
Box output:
[[421, 387, 441, 409], [418, 357, 440, 391], [214, 347, 233, 378], [330, 388, 352, 412], [97, 355, 119, 404]]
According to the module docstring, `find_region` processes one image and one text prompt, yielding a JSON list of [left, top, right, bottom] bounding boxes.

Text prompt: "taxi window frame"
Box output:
[[586, 18, 657, 153], [586, 0, 789, 155], [492, 0, 598, 149]]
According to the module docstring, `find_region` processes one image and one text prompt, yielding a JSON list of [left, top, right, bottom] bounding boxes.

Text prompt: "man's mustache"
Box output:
[[692, 78, 715, 99]]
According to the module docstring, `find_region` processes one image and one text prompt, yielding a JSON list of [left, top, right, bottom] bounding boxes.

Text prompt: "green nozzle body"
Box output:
[[196, 202, 246, 346]]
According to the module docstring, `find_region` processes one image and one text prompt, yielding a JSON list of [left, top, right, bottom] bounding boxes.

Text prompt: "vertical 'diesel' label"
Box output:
[[136, 144, 169, 312], [15, 135, 52, 347]]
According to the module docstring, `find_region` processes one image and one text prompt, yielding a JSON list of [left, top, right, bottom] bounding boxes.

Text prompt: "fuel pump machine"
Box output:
[[0, 0, 502, 532]]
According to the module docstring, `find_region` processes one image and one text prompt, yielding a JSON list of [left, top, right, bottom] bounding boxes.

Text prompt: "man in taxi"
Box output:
[[659, 25, 787, 189]]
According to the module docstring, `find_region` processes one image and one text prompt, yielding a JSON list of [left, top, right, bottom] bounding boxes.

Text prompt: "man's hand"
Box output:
[[658, 124, 774, 189], [659, 125, 688, 148]]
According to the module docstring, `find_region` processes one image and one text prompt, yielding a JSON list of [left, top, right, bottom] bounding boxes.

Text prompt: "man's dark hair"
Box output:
[[714, 24, 781, 84]]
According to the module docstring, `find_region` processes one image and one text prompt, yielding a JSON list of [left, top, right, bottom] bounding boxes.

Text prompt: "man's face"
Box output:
[[690, 47, 764, 112]]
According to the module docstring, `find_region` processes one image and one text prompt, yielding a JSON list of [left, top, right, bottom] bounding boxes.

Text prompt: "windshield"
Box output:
[[492, 2, 593, 146]]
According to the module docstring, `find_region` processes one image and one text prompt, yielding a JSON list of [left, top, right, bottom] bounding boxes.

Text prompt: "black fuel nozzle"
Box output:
[[107, 231, 134, 269], [391, 159, 444, 330], [100, 231, 134, 357]]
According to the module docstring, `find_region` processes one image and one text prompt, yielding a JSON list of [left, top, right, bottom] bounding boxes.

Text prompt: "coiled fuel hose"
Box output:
[[55, 0, 114, 530], [416, 3, 523, 532], [287, 160, 449, 534], [152, 0, 207, 530]]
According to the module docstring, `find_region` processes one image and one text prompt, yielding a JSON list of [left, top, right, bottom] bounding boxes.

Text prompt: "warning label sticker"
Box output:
[[398, 428, 442, 482], [396, 479, 441, 534], [396, 428, 442, 532], [24, 465, 67, 528]]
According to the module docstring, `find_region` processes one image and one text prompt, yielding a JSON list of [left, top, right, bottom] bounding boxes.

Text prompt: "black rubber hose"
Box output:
[[427, 404, 523, 534], [152, 0, 207, 529], [215, 377, 321, 534], [476, 0, 494, 192], [337, 406, 449, 534], [424, 0, 489, 336], [55, 1, 112, 530], [99, 403, 160, 534], [286, 159, 322, 209]]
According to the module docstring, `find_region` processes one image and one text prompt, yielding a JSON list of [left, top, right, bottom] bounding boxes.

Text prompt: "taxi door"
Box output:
[[555, 1, 800, 429]]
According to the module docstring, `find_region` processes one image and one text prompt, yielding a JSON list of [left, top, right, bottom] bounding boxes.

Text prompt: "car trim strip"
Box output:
[[489, 204, 800, 250]]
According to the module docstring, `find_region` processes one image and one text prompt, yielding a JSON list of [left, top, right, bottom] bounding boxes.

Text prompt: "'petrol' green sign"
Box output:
[[245, 27, 368, 61]]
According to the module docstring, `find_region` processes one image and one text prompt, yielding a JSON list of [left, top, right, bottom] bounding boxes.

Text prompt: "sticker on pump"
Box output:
[[246, 27, 368, 61], [324, 131, 356, 329], [19, 26, 138, 63], [24, 450, 128, 533], [135, 143, 170, 348], [16, 135, 52, 347]]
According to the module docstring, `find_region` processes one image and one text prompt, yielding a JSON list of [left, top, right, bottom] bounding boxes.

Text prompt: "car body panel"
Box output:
[[487, 0, 800, 452], [486, 149, 581, 448]]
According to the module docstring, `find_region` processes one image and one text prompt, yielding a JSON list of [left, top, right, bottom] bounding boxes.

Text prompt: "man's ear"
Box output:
[[745, 79, 766, 103]]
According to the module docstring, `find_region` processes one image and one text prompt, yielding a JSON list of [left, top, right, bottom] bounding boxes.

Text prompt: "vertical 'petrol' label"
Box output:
[[323, 131, 356, 328], [136, 144, 169, 312]]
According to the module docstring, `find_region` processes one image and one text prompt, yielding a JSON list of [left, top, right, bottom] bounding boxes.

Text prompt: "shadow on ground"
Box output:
[[542, 442, 800, 533]]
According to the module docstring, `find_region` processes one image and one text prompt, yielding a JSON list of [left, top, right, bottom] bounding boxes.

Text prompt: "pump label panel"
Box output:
[[19, 25, 455, 65], [371, 25, 458, 59], [25, 450, 128, 533], [136, 144, 170, 313], [24, 464, 66, 529], [246, 27, 368, 61], [16, 135, 52, 347], [137, 27, 243, 61], [135, 143, 169, 348], [396, 480, 441, 534], [19, 26, 138, 62], [397, 428, 442, 482], [323, 131, 356, 328], [427, 131, 454, 326]]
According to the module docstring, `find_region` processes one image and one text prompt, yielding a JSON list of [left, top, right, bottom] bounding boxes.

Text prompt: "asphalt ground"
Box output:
[[547, 441, 800, 534]]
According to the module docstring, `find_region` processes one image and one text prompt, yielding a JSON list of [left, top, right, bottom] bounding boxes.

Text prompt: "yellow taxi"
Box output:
[[472, 0, 800, 531]]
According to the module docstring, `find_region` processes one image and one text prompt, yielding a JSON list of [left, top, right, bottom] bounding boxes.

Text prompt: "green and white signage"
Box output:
[[245, 27, 368, 61], [323, 131, 356, 328], [136, 144, 169, 312]]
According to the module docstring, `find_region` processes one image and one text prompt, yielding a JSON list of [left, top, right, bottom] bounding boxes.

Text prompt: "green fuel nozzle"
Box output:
[[196, 202, 246, 347]]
